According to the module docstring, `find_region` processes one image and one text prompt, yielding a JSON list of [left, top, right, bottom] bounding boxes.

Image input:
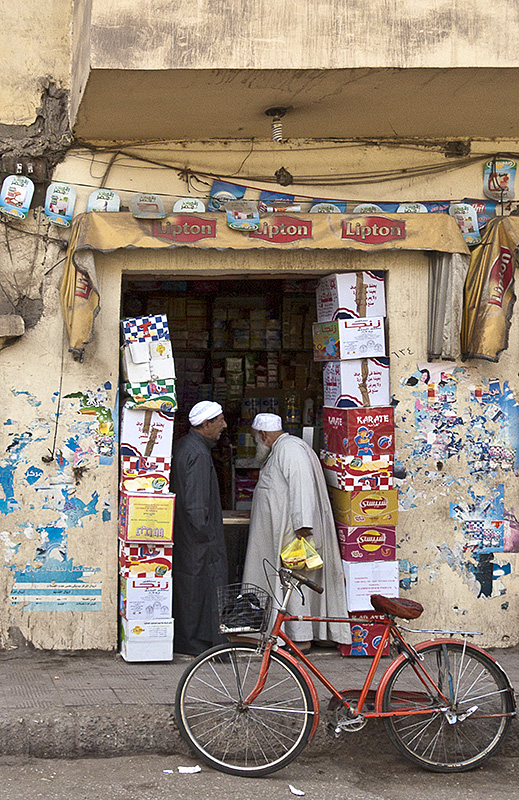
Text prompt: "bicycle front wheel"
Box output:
[[175, 643, 316, 777], [382, 641, 514, 772]]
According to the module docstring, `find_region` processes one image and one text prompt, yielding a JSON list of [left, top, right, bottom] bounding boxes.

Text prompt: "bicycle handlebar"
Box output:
[[288, 569, 324, 594]]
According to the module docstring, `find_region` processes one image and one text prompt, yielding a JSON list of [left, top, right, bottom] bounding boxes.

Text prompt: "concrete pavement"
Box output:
[[0, 643, 517, 759]]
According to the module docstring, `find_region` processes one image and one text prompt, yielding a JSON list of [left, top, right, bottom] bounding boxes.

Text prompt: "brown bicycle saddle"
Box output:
[[370, 595, 424, 620]]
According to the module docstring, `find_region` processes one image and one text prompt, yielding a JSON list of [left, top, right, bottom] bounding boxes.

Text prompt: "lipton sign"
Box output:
[[152, 216, 216, 243], [249, 215, 312, 243], [342, 216, 406, 244]]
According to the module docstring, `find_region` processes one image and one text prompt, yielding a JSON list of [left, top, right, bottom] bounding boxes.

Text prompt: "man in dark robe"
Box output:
[[172, 401, 228, 656]]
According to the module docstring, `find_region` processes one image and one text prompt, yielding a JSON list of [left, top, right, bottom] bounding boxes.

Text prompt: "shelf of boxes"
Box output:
[[119, 313, 177, 661], [313, 272, 400, 657]]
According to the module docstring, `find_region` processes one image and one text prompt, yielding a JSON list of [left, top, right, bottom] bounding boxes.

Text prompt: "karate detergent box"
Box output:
[[120, 404, 174, 459], [343, 560, 399, 612], [121, 314, 175, 383], [316, 272, 386, 322], [321, 452, 393, 492], [313, 318, 386, 361], [120, 618, 174, 662], [119, 541, 173, 580], [336, 523, 396, 562], [323, 406, 394, 457], [118, 491, 175, 543], [119, 576, 172, 620], [328, 487, 399, 526], [337, 612, 390, 657], [120, 452, 171, 495], [323, 358, 390, 408]]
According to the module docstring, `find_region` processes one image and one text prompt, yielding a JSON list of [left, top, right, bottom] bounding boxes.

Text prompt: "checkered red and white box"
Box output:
[[321, 451, 393, 491], [119, 541, 173, 579], [120, 454, 171, 494]]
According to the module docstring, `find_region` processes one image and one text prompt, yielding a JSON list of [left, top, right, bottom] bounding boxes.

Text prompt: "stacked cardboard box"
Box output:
[[119, 314, 177, 661], [314, 273, 399, 656]]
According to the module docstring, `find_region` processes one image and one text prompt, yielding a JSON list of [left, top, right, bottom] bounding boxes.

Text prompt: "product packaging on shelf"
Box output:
[[119, 576, 172, 620], [320, 452, 393, 491], [337, 611, 390, 656], [313, 317, 386, 362], [336, 523, 396, 561], [119, 541, 173, 579], [316, 272, 386, 322], [118, 491, 175, 543], [328, 487, 399, 526], [323, 358, 390, 408], [322, 406, 394, 457], [120, 618, 174, 662], [120, 404, 174, 459]]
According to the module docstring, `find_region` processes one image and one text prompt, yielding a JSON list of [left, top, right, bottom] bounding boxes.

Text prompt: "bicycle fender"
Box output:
[[274, 648, 321, 740], [374, 638, 516, 713]]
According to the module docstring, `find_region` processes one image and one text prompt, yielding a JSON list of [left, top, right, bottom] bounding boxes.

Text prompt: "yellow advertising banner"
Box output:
[[461, 217, 518, 362], [60, 210, 469, 357], [70, 210, 469, 255]]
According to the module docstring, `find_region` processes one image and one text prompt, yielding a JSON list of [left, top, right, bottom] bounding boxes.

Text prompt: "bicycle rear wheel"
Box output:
[[382, 641, 514, 772], [175, 642, 316, 777]]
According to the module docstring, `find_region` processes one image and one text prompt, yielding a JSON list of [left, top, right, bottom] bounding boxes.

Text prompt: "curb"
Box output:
[[1, 707, 517, 760]]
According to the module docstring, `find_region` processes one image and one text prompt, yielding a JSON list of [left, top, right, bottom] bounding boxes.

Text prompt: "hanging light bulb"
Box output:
[[265, 107, 288, 143]]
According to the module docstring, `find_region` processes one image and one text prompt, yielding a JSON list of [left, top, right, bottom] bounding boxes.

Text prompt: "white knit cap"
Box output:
[[251, 413, 283, 431], [189, 401, 223, 426]]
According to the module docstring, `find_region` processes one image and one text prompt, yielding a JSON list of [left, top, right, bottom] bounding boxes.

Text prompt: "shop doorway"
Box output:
[[120, 275, 321, 581]]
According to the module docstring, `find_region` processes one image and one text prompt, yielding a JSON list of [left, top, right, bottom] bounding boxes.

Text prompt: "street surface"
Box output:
[[1, 747, 516, 800]]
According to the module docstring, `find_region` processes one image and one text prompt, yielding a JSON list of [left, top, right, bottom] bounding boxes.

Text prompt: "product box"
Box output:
[[323, 358, 390, 408], [337, 611, 390, 656], [343, 560, 399, 612], [336, 523, 396, 561], [124, 380, 177, 418], [321, 452, 393, 491], [120, 618, 174, 662], [316, 272, 386, 322], [329, 487, 399, 526], [121, 339, 175, 384], [120, 404, 174, 459], [119, 541, 173, 579], [122, 314, 171, 345], [323, 406, 394, 457], [120, 576, 172, 620], [120, 454, 171, 494], [313, 318, 386, 362], [118, 491, 175, 543]]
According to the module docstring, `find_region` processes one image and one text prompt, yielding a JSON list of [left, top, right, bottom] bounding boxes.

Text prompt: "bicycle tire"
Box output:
[[381, 641, 514, 772], [175, 642, 315, 777]]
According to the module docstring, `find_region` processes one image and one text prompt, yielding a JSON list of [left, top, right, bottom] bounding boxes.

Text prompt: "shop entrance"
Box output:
[[120, 275, 321, 582]]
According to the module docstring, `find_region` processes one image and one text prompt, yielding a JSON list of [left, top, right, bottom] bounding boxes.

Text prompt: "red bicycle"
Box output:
[[175, 566, 515, 776]]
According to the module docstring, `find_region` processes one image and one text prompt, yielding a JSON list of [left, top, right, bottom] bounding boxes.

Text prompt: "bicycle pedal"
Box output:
[[326, 723, 342, 739]]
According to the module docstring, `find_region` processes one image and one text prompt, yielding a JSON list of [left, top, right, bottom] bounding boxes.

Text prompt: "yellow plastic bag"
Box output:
[[281, 536, 324, 571], [280, 538, 307, 569], [301, 536, 324, 571]]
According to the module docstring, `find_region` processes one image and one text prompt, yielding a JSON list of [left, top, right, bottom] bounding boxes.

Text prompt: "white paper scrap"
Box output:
[[289, 786, 305, 796], [163, 770, 175, 774], [178, 765, 202, 774]]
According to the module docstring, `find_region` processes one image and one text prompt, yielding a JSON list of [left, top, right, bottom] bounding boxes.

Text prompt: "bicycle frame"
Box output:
[[241, 580, 514, 736]]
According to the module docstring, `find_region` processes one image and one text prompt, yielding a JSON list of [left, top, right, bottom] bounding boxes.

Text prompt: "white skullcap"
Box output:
[[189, 401, 223, 426], [251, 413, 283, 431]]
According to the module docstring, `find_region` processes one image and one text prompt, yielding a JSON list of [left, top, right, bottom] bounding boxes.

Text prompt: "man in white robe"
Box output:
[[242, 413, 350, 649]]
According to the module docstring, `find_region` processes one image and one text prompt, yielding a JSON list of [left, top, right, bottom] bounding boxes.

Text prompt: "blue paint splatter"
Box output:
[[104, 381, 112, 390], [11, 390, 41, 407]]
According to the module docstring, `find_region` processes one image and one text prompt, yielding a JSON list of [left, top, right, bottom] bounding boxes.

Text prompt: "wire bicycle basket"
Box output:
[[217, 584, 272, 635]]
